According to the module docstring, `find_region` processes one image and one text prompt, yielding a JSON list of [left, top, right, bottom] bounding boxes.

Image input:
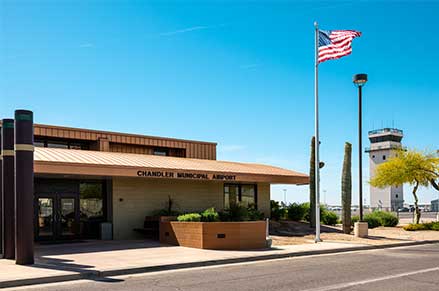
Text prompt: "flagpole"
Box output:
[[314, 21, 321, 243]]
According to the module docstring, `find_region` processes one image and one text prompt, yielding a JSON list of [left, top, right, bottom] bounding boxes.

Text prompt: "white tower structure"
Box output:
[[367, 128, 405, 211]]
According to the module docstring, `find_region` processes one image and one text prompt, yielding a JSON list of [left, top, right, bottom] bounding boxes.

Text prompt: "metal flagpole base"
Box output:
[[315, 238, 323, 243]]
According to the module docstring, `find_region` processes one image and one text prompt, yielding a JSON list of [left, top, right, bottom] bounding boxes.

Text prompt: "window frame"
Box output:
[[153, 148, 169, 156], [224, 183, 258, 209]]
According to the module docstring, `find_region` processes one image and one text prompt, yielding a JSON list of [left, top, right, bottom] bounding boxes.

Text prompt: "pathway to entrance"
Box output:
[[0, 239, 366, 288]]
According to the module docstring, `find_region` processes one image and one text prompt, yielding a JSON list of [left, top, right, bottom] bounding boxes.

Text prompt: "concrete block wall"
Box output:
[[112, 177, 271, 240]]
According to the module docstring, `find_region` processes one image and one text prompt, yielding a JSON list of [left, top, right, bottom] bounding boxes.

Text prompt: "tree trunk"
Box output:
[[412, 181, 421, 224], [309, 137, 316, 228], [341, 142, 352, 234]]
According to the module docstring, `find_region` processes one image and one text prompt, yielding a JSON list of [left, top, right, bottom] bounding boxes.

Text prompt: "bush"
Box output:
[[200, 207, 220, 222], [351, 212, 399, 228], [220, 203, 249, 221], [302, 202, 311, 222], [404, 222, 439, 231], [363, 214, 381, 228], [248, 205, 265, 221], [365, 211, 399, 228], [377, 211, 399, 227], [351, 215, 359, 226], [270, 200, 286, 221], [322, 210, 338, 226], [177, 213, 201, 222], [287, 203, 308, 221]]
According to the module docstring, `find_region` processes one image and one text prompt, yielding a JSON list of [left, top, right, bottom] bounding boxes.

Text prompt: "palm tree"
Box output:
[[370, 150, 439, 224], [341, 142, 352, 234]]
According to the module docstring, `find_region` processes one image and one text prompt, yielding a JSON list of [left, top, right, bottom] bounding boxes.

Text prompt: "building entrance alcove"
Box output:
[[35, 193, 79, 241], [34, 178, 111, 242]]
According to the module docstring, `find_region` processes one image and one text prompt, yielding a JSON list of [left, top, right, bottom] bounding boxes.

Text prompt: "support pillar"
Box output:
[[15, 110, 34, 265], [1, 119, 15, 259]]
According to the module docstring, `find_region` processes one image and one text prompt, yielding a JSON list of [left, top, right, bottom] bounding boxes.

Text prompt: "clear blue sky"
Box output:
[[1, 1, 438, 205]]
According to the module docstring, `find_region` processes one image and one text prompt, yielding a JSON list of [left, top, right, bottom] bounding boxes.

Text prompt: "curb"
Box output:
[[98, 240, 439, 277], [1, 240, 438, 288]]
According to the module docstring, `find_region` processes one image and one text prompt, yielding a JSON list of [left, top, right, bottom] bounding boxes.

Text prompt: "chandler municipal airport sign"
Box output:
[[137, 170, 236, 181]]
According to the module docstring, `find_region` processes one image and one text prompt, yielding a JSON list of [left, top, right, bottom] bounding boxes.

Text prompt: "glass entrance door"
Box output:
[[59, 196, 78, 238], [37, 197, 55, 239], [35, 194, 79, 241]]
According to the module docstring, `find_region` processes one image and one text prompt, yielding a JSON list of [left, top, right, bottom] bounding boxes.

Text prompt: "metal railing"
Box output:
[[365, 145, 407, 152], [368, 128, 403, 135]]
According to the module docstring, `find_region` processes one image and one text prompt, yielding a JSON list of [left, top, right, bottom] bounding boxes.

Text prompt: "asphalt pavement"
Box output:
[[10, 243, 439, 291]]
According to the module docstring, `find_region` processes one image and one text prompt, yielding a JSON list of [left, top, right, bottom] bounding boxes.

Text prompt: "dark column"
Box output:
[[15, 110, 34, 265], [2, 119, 15, 259], [0, 126, 2, 255]]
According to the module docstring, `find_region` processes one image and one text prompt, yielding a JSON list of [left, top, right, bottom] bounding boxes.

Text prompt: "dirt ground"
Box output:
[[270, 221, 439, 246]]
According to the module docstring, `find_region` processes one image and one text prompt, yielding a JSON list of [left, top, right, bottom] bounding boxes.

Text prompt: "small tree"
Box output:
[[309, 137, 316, 228], [341, 142, 352, 234], [370, 150, 439, 224]]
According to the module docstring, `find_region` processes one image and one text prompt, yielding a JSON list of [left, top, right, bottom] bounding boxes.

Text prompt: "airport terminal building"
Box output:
[[27, 124, 308, 241]]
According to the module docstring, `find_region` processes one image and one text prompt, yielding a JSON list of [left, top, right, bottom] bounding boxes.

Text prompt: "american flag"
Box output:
[[318, 30, 361, 63]]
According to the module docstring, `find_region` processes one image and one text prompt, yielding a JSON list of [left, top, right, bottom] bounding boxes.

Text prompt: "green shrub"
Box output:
[[220, 203, 249, 221], [287, 203, 309, 221], [177, 213, 201, 222], [377, 211, 399, 227], [431, 222, 439, 231], [248, 205, 265, 221], [270, 200, 286, 221], [287, 203, 307, 221], [403, 223, 429, 231], [363, 213, 381, 228], [404, 222, 439, 231], [302, 202, 311, 222], [351, 215, 360, 226], [322, 210, 338, 226], [351, 211, 399, 228], [364, 211, 399, 228], [200, 207, 220, 222]]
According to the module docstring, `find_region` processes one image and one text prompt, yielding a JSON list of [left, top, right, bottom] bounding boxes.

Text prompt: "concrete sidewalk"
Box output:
[[1, 239, 437, 288]]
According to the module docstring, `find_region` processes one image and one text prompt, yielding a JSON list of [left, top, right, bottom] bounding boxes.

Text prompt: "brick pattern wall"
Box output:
[[112, 178, 271, 240]]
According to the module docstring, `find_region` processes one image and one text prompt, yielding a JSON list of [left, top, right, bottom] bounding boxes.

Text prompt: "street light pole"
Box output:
[[353, 74, 368, 222], [283, 189, 287, 205], [358, 85, 363, 221]]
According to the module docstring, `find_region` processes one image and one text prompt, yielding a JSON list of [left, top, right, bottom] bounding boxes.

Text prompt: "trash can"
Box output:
[[100, 222, 113, 240]]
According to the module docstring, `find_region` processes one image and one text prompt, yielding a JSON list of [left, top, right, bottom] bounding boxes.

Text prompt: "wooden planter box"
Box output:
[[160, 221, 267, 250]]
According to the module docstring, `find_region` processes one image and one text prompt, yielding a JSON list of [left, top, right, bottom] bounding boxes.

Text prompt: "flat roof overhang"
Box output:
[[34, 148, 309, 185]]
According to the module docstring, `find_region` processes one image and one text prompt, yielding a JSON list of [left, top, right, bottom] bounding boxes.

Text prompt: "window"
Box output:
[[80, 182, 104, 219], [241, 185, 256, 207], [47, 142, 68, 149], [395, 194, 399, 198], [224, 185, 239, 209], [34, 138, 90, 150], [383, 155, 386, 161], [154, 148, 169, 156], [224, 184, 257, 209]]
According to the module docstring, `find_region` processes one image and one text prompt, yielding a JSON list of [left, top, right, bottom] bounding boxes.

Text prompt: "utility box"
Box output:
[[100, 222, 113, 240]]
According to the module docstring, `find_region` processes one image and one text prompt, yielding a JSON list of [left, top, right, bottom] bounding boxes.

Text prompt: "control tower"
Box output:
[[366, 128, 405, 211]]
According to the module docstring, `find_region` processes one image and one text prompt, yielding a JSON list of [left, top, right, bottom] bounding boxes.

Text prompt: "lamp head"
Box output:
[[353, 73, 368, 87]]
